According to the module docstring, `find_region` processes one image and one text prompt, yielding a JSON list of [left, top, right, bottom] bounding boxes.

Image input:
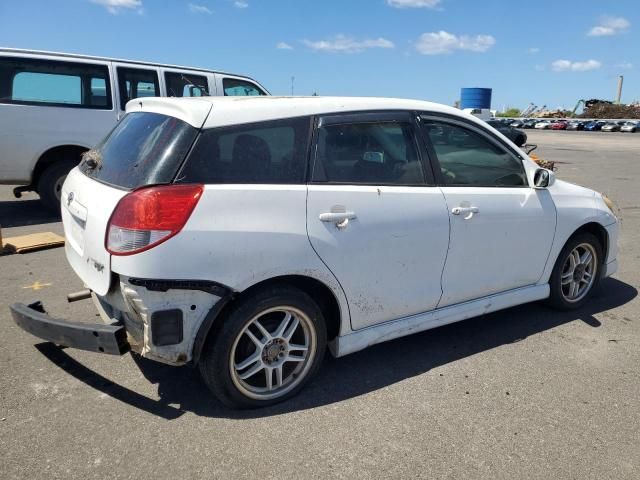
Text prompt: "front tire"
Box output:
[[547, 233, 602, 310], [199, 285, 327, 408]]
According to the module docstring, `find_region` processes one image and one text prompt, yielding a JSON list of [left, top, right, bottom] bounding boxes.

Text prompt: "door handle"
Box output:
[[319, 211, 357, 229], [451, 206, 479, 220]]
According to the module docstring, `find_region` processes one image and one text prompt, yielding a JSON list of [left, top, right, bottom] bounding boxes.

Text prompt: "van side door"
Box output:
[[162, 69, 215, 97], [214, 74, 268, 96], [112, 63, 161, 112]]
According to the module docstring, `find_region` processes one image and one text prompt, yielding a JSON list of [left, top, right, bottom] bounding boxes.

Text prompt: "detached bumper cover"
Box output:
[[10, 302, 130, 355]]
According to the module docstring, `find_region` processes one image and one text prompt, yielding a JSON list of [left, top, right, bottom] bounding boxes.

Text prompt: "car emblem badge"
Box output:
[[67, 192, 74, 206]]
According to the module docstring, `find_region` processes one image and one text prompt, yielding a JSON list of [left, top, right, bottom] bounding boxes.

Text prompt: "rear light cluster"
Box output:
[[106, 184, 203, 255]]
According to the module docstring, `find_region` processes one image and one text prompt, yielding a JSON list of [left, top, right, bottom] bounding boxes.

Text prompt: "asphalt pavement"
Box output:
[[1, 130, 638, 479]]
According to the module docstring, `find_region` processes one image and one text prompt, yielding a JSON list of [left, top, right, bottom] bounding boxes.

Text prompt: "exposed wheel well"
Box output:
[[238, 276, 341, 341], [198, 275, 342, 364], [569, 222, 609, 263], [32, 145, 88, 188]]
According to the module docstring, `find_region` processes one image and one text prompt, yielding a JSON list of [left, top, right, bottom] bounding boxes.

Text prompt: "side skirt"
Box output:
[[329, 284, 550, 357]]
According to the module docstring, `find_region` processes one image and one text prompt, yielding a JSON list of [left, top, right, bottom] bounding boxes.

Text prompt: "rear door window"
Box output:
[[116, 67, 159, 109], [80, 112, 198, 189], [178, 117, 311, 184], [0, 57, 112, 109], [222, 78, 266, 96], [165, 71, 209, 97], [312, 120, 425, 185]]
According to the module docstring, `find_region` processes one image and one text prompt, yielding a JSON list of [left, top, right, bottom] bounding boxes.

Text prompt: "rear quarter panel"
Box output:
[[110, 185, 352, 335]]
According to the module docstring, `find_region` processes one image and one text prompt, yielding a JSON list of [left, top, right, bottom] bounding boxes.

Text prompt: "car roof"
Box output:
[[127, 96, 482, 129]]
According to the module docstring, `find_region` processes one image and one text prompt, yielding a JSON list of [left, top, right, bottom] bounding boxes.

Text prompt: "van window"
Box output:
[[165, 71, 209, 97], [178, 117, 311, 184], [80, 112, 198, 189], [0, 57, 112, 109], [222, 78, 265, 96], [117, 67, 159, 109]]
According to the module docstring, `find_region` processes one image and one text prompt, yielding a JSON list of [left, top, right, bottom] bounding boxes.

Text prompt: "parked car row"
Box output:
[[494, 118, 638, 133]]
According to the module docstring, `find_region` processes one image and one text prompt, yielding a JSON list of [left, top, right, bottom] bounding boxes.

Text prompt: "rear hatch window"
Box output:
[[80, 112, 198, 189]]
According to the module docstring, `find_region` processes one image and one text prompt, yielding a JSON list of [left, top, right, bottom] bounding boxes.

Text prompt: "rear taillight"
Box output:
[[106, 184, 203, 255]]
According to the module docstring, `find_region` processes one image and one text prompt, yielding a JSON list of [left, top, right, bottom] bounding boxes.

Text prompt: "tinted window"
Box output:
[[165, 71, 209, 97], [223, 78, 265, 96], [422, 119, 526, 187], [313, 121, 425, 185], [0, 57, 112, 109], [80, 112, 198, 189], [117, 67, 159, 109], [179, 117, 310, 184]]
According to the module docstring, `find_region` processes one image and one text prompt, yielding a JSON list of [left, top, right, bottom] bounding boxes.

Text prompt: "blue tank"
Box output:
[[460, 88, 492, 109]]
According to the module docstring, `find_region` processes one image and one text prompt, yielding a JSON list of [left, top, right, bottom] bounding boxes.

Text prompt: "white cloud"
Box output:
[[551, 59, 601, 72], [234, 1, 248, 8], [616, 62, 633, 69], [188, 3, 212, 14], [415, 31, 495, 55], [534, 64, 545, 71], [528, 47, 540, 54], [91, 0, 142, 14], [588, 16, 630, 36], [276, 42, 294, 50], [303, 35, 395, 53], [387, 0, 441, 8]]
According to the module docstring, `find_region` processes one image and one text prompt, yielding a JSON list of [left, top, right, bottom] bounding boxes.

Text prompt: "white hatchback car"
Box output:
[[12, 97, 619, 408]]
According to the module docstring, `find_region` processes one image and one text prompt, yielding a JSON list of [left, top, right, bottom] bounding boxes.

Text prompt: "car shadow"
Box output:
[[35, 277, 637, 420], [0, 199, 60, 228]]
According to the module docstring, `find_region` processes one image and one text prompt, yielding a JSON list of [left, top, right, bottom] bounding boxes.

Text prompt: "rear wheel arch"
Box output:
[[33, 144, 89, 211], [32, 144, 89, 186], [193, 275, 343, 365]]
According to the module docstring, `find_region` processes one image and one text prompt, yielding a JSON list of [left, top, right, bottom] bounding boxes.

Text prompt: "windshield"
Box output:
[[80, 112, 198, 189]]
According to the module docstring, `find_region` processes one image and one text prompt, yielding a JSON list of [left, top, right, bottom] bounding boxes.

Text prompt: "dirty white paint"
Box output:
[[331, 284, 550, 357]]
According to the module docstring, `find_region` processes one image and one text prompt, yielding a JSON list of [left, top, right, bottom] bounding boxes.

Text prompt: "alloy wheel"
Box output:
[[229, 306, 317, 401], [560, 243, 597, 303]]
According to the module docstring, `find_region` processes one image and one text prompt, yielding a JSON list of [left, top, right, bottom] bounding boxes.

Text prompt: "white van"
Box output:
[[0, 48, 269, 209]]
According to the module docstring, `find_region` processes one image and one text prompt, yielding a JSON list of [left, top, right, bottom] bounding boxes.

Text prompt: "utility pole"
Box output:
[[291, 76, 295, 96], [616, 75, 624, 104]]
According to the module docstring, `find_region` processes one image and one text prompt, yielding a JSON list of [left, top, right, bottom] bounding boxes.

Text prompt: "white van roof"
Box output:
[[128, 96, 481, 130], [0, 47, 259, 82]]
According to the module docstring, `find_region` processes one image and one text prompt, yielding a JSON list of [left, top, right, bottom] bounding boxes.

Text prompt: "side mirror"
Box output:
[[534, 168, 555, 188]]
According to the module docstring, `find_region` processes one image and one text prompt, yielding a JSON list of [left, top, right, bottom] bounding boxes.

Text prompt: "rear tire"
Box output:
[[199, 285, 327, 408], [546, 233, 602, 310], [37, 160, 77, 212], [515, 135, 526, 146]]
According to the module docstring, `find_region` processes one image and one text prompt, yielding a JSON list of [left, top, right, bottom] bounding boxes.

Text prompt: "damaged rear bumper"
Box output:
[[10, 301, 130, 355]]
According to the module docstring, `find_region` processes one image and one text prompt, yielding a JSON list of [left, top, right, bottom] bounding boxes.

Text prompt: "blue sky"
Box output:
[[1, 0, 637, 111]]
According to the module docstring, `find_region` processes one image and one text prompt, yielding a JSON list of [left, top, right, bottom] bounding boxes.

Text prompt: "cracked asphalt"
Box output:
[[1, 130, 638, 479]]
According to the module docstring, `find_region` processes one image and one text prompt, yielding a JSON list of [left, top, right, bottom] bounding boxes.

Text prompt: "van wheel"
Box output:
[[199, 285, 327, 408], [546, 233, 602, 310], [37, 161, 77, 212]]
